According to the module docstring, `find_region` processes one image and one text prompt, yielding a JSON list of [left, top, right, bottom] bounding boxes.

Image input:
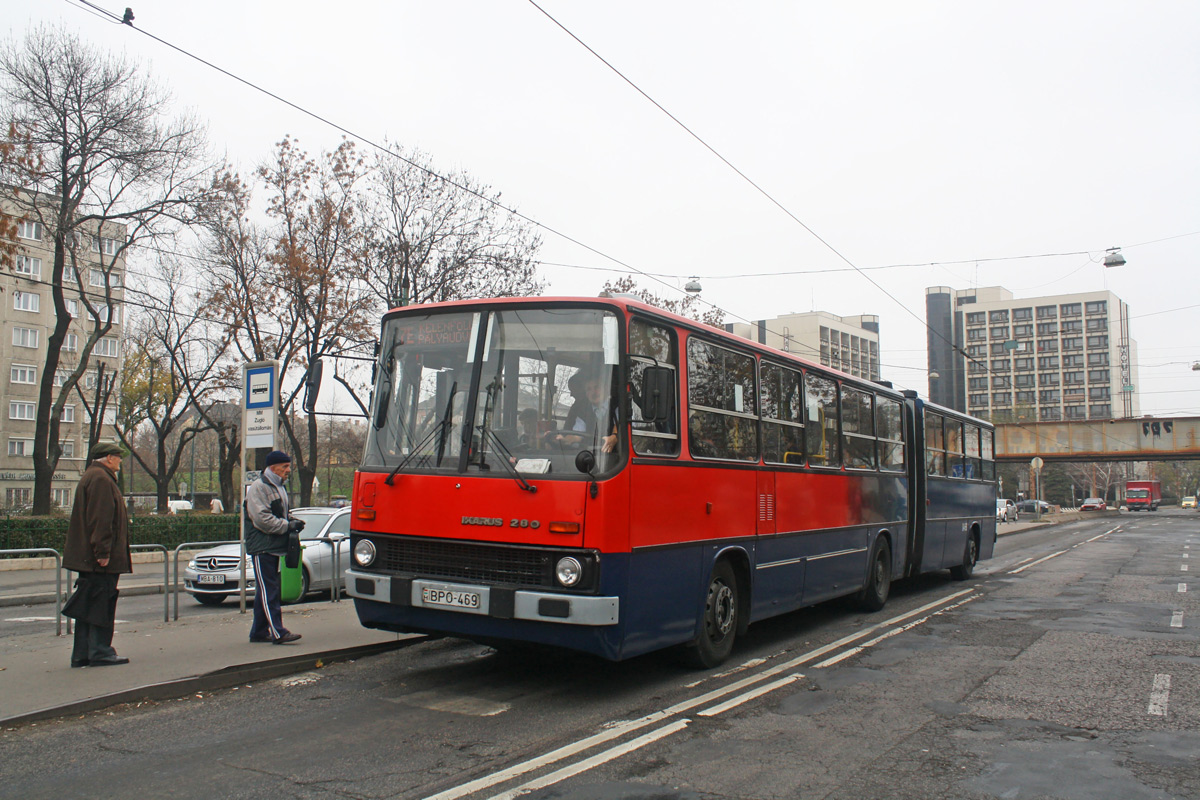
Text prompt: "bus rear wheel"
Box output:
[[685, 560, 739, 669], [950, 533, 978, 581], [857, 538, 891, 612]]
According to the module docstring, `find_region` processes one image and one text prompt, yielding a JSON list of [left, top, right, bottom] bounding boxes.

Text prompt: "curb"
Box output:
[[0, 637, 422, 729]]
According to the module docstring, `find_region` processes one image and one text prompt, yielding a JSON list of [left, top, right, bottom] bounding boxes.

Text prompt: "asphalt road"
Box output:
[[1, 511, 1196, 800]]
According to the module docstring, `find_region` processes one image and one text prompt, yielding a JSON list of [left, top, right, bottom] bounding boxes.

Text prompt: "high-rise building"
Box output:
[[726, 311, 881, 382], [1, 199, 126, 510], [926, 286, 1139, 422]]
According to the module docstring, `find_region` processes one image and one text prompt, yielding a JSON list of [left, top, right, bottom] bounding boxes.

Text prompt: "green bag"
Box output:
[[279, 555, 304, 603]]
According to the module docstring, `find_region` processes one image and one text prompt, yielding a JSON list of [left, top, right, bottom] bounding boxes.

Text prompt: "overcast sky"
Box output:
[[8, 1, 1199, 416]]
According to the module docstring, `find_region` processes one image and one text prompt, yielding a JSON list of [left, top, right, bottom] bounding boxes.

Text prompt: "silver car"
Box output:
[[183, 507, 351, 605]]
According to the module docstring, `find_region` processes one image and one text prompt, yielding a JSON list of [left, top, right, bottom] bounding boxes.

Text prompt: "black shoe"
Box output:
[[89, 656, 130, 666], [272, 632, 301, 644], [71, 659, 89, 668]]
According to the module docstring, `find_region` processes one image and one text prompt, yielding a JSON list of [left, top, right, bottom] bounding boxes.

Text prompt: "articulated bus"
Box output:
[[345, 296, 996, 667]]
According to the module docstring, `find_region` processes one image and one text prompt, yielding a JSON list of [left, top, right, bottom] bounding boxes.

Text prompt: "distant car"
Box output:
[[183, 507, 351, 605], [167, 499, 193, 514], [1079, 497, 1107, 511], [996, 499, 1009, 523], [330, 495, 350, 509], [1017, 499, 1050, 514], [1182, 496, 1197, 509], [1003, 499, 1019, 521]]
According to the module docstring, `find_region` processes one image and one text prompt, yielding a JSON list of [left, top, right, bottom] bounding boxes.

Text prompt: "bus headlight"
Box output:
[[353, 540, 377, 568], [555, 557, 582, 587]]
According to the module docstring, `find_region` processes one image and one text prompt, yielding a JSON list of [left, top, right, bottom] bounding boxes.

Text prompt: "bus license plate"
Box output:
[[421, 587, 482, 610], [197, 574, 225, 585]]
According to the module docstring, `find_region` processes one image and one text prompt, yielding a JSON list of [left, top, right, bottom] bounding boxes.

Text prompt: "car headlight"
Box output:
[[187, 560, 197, 570], [555, 557, 582, 587], [353, 539, 376, 568]]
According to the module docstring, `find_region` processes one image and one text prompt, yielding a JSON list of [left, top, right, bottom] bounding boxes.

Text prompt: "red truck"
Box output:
[[1125, 480, 1162, 511]]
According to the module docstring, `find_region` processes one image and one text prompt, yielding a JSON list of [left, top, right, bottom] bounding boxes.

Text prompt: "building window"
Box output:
[[967, 345, 986, 357], [1062, 337, 1083, 351], [968, 393, 988, 407], [1039, 373, 1060, 387], [1086, 300, 1108, 315], [1065, 405, 1086, 420], [84, 406, 117, 426], [9, 401, 36, 421], [15, 255, 41, 279], [1089, 386, 1111, 400], [8, 438, 34, 456], [62, 405, 75, 423], [1040, 389, 1061, 403], [1063, 371, 1085, 385], [990, 342, 1007, 356], [1088, 353, 1109, 366], [991, 375, 1012, 389], [1013, 324, 1033, 338], [1014, 357, 1034, 371], [5, 488, 32, 508], [13, 327, 39, 349], [1060, 303, 1082, 317], [968, 377, 988, 390], [1014, 374, 1035, 388], [967, 328, 987, 341], [1089, 404, 1111, 418], [1087, 335, 1109, 349], [1086, 318, 1108, 332], [1088, 369, 1110, 383], [1036, 305, 1057, 319], [991, 359, 1010, 371], [52, 487, 72, 507], [94, 337, 120, 358], [990, 326, 1009, 339], [89, 268, 123, 288], [53, 369, 70, 387], [13, 291, 40, 312], [92, 236, 121, 256], [1037, 339, 1058, 353], [98, 304, 122, 325], [966, 312, 985, 326], [1036, 322, 1058, 336], [1062, 354, 1085, 368], [1013, 307, 1033, 321], [61, 332, 78, 353], [1061, 319, 1082, 333], [1037, 356, 1059, 370], [968, 361, 987, 374], [10, 364, 37, 384], [1040, 407, 1062, 421], [992, 392, 1012, 406], [17, 219, 42, 240], [59, 440, 75, 458]]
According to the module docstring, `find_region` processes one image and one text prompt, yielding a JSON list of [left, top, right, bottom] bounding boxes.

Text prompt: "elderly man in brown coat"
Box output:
[[63, 442, 132, 667]]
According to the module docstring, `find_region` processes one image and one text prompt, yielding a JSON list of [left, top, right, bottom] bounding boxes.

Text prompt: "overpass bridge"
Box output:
[[994, 416, 1200, 462]]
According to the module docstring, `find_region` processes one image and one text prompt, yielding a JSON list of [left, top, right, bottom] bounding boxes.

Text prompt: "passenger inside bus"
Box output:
[[555, 370, 618, 453]]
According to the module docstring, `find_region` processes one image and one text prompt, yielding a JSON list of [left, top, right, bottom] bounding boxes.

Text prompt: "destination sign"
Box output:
[[397, 317, 473, 348]]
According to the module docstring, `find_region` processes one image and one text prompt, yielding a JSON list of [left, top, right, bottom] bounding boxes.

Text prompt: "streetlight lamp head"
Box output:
[[684, 277, 702, 294], [1103, 247, 1126, 268]]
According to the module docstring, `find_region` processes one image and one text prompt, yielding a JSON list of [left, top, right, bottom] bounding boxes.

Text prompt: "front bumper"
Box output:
[[344, 568, 619, 626], [183, 569, 257, 596]]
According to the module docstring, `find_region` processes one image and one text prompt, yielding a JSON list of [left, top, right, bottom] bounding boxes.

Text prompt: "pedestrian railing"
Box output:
[[0, 548, 64, 635], [130, 544, 170, 622]]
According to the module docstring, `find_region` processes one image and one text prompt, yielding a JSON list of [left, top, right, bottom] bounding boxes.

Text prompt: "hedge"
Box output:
[[0, 514, 240, 555]]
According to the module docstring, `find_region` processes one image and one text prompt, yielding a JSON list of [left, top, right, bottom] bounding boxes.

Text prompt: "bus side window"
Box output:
[[876, 397, 905, 472], [980, 428, 995, 480], [629, 318, 680, 457], [805, 372, 840, 467], [963, 423, 981, 479], [925, 412, 945, 476], [841, 387, 876, 470], [687, 338, 757, 462], [945, 420, 965, 478], [761, 361, 804, 465]]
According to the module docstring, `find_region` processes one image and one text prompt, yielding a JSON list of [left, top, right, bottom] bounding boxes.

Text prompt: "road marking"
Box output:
[[1180, 583, 1188, 593], [485, 720, 691, 800], [1183, 554, 1189, 559], [1147, 674, 1171, 716], [1183, 565, 1189, 572], [425, 588, 975, 800], [683, 657, 768, 689], [1009, 549, 1071, 574], [698, 674, 803, 717], [1170, 611, 1183, 628], [813, 594, 981, 668]]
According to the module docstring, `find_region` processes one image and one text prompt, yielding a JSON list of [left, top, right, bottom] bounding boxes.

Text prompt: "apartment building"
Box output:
[[1, 203, 126, 510], [726, 310, 881, 382], [926, 286, 1139, 422]]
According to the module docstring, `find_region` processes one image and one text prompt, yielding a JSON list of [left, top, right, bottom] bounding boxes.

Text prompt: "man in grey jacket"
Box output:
[[245, 450, 304, 643]]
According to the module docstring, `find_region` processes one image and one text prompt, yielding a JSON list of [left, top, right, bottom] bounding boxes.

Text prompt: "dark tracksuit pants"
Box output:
[[249, 553, 288, 641], [71, 572, 120, 664]]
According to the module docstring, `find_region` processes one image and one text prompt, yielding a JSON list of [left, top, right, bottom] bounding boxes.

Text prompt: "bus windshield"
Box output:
[[364, 305, 622, 477]]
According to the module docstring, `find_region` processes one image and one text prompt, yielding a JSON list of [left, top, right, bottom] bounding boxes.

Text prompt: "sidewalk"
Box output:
[[0, 590, 415, 727]]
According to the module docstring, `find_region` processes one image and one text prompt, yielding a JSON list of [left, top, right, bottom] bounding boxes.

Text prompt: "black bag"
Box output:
[[62, 574, 119, 627], [285, 531, 301, 569]]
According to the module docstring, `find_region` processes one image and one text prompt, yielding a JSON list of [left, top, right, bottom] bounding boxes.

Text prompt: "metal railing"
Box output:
[[0, 548, 64, 635], [173, 540, 240, 621], [130, 544, 170, 622]]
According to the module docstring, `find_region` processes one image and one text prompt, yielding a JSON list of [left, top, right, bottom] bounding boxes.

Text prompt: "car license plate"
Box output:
[[421, 586, 482, 610], [197, 574, 225, 585]]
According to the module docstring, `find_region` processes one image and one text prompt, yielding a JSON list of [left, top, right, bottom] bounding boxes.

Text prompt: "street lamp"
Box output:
[[1103, 247, 1126, 268], [684, 277, 702, 294]]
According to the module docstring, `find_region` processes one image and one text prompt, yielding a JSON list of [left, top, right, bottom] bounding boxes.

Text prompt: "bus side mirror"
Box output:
[[641, 366, 675, 423], [303, 358, 323, 414]]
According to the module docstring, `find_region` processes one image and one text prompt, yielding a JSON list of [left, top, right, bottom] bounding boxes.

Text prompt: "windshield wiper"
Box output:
[[384, 386, 458, 486], [475, 425, 537, 493]]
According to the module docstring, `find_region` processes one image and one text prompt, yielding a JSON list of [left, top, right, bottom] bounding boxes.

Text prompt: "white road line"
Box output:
[[1170, 611, 1184, 628], [1011, 557, 1034, 568], [1148, 674, 1171, 716], [813, 595, 981, 668], [485, 720, 691, 800], [1183, 553, 1189, 559], [1009, 549, 1071, 574], [425, 588, 974, 800], [1183, 565, 1189, 572], [683, 657, 768, 689], [698, 674, 803, 717], [1179, 583, 1188, 593]]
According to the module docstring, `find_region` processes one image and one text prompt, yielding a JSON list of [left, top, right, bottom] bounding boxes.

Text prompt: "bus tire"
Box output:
[[950, 532, 978, 581], [684, 560, 739, 669], [857, 538, 891, 612]]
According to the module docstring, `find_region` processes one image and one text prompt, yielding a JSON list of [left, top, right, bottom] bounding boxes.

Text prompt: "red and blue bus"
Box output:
[[345, 296, 996, 666]]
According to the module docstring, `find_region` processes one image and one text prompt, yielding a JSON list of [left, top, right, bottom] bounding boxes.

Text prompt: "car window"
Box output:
[[294, 511, 335, 539], [329, 513, 351, 535]]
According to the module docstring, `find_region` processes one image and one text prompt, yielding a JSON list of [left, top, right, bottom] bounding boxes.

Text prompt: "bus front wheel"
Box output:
[[857, 538, 891, 612], [685, 560, 739, 669]]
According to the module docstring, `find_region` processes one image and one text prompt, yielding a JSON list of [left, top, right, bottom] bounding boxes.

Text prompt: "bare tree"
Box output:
[[201, 139, 375, 504], [601, 275, 726, 327], [115, 260, 229, 512], [0, 26, 210, 513], [360, 144, 543, 309]]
